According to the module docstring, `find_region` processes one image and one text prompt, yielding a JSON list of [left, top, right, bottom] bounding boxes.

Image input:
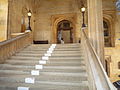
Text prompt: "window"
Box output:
[[103, 21, 111, 47]]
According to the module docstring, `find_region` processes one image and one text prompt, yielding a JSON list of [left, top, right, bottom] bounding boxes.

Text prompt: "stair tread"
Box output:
[[0, 44, 89, 90], [0, 75, 88, 84], [0, 82, 89, 90]]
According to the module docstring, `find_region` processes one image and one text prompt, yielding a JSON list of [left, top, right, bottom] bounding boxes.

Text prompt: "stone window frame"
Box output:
[[103, 13, 115, 47], [103, 20, 112, 47]]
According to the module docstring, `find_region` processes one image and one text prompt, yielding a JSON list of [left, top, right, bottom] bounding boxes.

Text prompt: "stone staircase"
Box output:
[[0, 44, 89, 90]]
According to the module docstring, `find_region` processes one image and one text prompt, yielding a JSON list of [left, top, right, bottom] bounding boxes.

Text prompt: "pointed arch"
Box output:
[[51, 13, 77, 43]]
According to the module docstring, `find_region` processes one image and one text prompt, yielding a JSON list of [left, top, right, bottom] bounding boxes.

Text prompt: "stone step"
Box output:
[[0, 64, 86, 72], [5, 62, 85, 67], [14, 54, 43, 57], [16, 53, 82, 56], [19, 50, 82, 54], [0, 82, 89, 90], [55, 44, 80, 46], [0, 44, 89, 90], [10, 56, 40, 60], [23, 48, 48, 51], [0, 74, 88, 83], [24, 48, 81, 50], [10, 56, 84, 60], [27, 46, 80, 49], [26, 47, 50, 49], [5, 59, 85, 64], [19, 51, 46, 54], [0, 69, 87, 77], [50, 57, 83, 59], [28, 45, 81, 48], [25, 46, 81, 48], [8, 58, 84, 63], [0, 67, 86, 73], [5, 60, 85, 66], [15, 54, 83, 58], [0, 69, 29, 75], [12, 55, 83, 58], [52, 51, 82, 54], [23, 49, 81, 52]]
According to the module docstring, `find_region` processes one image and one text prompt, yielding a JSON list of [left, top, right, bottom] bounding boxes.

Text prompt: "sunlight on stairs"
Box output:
[[0, 44, 89, 90]]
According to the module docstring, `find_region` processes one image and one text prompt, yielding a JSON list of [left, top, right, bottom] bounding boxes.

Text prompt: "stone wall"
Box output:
[[103, 0, 120, 82], [8, 0, 34, 39], [3, 0, 120, 82], [0, 0, 8, 41], [33, 0, 82, 43], [105, 13, 120, 82]]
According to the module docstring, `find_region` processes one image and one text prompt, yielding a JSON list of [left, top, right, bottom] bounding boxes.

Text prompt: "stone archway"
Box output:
[[103, 14, 115, 47], [57, 20, 74, 44], [51, 13, 77, 43]]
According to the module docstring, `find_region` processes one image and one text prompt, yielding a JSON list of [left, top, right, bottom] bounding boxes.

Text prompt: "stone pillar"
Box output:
[[87, 0, 105, 67]]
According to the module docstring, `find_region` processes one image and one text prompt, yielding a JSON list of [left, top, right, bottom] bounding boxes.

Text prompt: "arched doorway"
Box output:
[[57, 20, 73, 44]]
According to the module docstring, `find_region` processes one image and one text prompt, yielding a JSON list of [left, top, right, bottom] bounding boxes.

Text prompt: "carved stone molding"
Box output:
[[103, 10, 116, 47], [51, 13, 77, 43]]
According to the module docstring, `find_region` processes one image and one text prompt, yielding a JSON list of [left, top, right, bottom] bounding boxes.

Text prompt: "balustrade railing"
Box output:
[[0, 32, 32, 63], [81, 29, 116, 90]]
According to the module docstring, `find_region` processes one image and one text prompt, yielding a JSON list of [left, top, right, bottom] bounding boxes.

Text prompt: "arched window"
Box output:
[[103, 21, 111, 47]]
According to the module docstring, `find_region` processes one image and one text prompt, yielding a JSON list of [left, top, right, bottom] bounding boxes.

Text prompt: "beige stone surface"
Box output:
[[0, 0, 8, 41], [1, 0, 120, 82], [102, 0, 116, 10], [33, 0, 82, 43], [8, 0, 34, 38], [103, 0, 120, 82], [105, 46, 120, 82]]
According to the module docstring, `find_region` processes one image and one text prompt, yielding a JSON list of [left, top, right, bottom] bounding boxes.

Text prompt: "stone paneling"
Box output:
[[0, 0, 8, 41], [103, 0, 120, 82], [8, 0, 34, 37], [102, 0, 116, 10], [5, 0, 120, 82], [34, 0, 82, 43], [105, 46, 120, 82]]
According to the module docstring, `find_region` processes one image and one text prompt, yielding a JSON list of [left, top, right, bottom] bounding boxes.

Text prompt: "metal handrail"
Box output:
[[82, 29, 116, 90]]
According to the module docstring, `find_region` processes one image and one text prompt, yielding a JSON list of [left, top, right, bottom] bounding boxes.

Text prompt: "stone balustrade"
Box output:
[[0, 32, 32, 63], [81, 29, 117, 90]]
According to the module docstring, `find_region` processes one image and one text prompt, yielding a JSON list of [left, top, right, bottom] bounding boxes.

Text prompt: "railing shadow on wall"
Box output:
[[0, 32, 32, 63], [81, 29, 117, 90]]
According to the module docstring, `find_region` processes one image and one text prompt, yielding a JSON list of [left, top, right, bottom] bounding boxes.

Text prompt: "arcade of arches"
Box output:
[[0, 0, 120, 82]]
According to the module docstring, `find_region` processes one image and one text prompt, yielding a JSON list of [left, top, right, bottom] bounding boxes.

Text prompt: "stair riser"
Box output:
[[5, 62, 85, 67], [0, 44, 89, 90], [0, 82, 89, 90], [6, 60, 85, 64], [0, 75, 88, 84], [16, 54, 83, 57], [10, 57, 84, 61]]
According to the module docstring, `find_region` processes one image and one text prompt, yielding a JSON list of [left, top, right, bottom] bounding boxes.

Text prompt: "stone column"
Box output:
[[87, 0, 105, 67]]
